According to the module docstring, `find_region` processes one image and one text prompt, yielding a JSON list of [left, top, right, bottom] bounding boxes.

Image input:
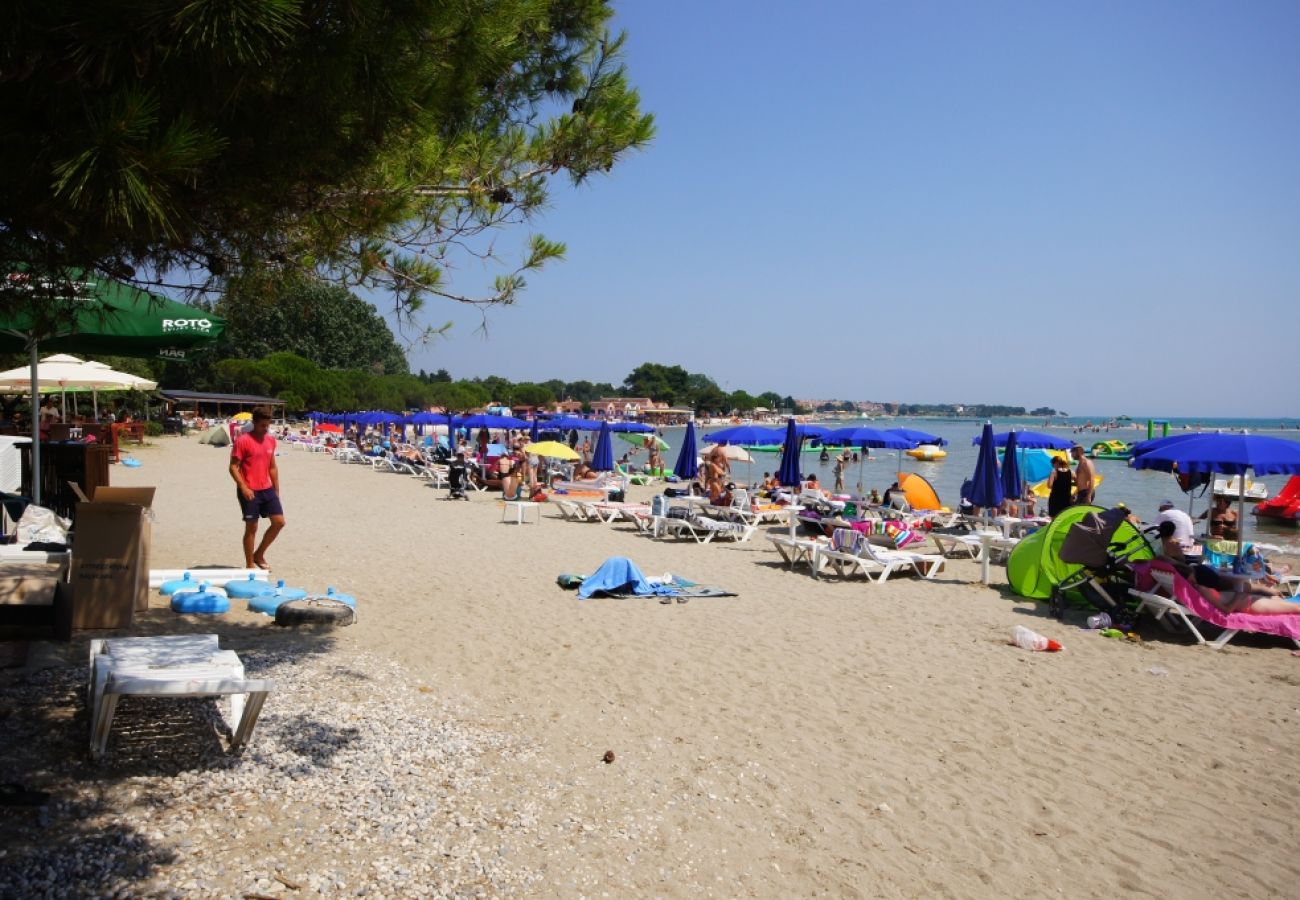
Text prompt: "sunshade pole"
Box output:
[[1238, 473, 1248, 562], [29, 343, 40, 505]]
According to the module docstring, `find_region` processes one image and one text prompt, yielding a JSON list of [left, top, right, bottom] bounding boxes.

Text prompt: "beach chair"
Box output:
[[552, 498, 591, 521], [767, 533, 826, 571], [1129, 564, 1300, 650], [814, 528, 885, 581], [929, 531, 985, 560], [88, 634, 274, 759], [854, 537, 945, 582]]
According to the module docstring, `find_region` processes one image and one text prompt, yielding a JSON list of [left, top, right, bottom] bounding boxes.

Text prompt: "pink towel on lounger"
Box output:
[[1131, 560, 1300, 643]]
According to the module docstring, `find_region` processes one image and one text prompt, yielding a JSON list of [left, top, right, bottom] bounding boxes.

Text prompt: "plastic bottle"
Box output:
[[1085, 612, 1112, 630], [1010, 625, 1063, 652]]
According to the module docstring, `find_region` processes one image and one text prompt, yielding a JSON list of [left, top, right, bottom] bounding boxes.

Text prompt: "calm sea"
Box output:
[[644, 417, 1300, 549]]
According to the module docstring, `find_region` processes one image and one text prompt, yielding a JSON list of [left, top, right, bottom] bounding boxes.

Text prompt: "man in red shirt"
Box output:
[[229, 407, 285, 569]]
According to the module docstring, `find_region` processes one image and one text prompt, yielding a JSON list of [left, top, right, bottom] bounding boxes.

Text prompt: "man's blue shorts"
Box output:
[[238, 488, 284, 521]]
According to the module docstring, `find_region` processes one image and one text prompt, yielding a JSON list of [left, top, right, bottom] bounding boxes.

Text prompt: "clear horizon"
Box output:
[[373, 1, 1300, 419]]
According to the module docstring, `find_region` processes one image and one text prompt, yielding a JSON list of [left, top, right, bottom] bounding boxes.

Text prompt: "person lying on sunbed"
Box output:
[[802, 475, 830, 499], [709, 480, 733, 508], [572, 463, 601, 481], [1188, 564, 1295, 614]]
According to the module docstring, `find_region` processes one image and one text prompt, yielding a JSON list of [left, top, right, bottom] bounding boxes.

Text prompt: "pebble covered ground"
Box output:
[[0, 650, 542, 898]]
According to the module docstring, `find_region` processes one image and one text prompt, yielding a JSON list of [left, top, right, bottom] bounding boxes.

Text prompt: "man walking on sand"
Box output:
[[1070, 444, 1096, 506], [230, 407, 284, 569]]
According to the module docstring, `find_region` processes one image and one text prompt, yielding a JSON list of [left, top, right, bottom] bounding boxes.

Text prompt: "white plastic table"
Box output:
[[502, 501, 541, 524]]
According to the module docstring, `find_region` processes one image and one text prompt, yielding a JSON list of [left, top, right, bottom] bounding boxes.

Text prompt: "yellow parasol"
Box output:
[[525, 440, 580, 460]]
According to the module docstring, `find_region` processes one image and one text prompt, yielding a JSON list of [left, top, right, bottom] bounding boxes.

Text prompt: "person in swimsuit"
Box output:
[[1070, 444, 1095, 505], [1207, 495, 1239, 542], [1046, 456, 1074, 518], [1189, 565, 1297, 614]]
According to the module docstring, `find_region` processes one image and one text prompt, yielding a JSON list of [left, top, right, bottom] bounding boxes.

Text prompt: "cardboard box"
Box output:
[[70, 486, 155, 629], [0, 562, 69, 639]]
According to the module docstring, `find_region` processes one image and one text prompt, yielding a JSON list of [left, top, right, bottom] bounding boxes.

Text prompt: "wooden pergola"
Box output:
[[159, 389, 285, 418]]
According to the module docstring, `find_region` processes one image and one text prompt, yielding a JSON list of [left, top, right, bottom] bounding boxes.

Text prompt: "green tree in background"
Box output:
[[218, 275, 408, 374], [1, 0, 653, 321]]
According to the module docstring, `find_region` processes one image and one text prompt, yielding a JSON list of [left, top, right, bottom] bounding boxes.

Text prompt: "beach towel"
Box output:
[[561, 556, 738, 600], [576, 557, 665, 599], [1132, 560, 1300, 643]]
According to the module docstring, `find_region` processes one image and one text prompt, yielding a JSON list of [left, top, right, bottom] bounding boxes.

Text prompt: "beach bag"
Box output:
[[1232, 545, 1268, 578], [666, 506, 690, 519]]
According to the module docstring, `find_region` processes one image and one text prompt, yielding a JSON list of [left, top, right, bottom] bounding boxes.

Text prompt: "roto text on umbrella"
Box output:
[[162, 318, 213, 333]]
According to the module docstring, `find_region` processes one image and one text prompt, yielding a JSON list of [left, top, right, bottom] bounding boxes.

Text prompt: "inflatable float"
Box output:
[[1088, 440, 1131, 461], [1254, 475, 1300, 524], [224, 573, 272, 599], [247, 580, 309, 616], [275, 597, 356, 627], [905, 444, 947, 461], [170, 583, 230, 614]]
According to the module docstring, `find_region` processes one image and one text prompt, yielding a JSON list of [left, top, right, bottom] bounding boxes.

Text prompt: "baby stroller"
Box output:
[[1049, 507, 1158, 627], [446, 456, 471, 501]]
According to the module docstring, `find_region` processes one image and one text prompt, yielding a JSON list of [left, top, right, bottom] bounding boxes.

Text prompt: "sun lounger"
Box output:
[[814, 529, 885, 581], [551, 473, 625, 497], [851, 536, 945, 582], [88, 634, 274, 759], [653, 513, 755, 543], [587, 501, 653, 525], [929, 531, 985, 560], [767, 534, 826, 571], [1129, 562, 1300, 650], [552, 498, 592, 522]]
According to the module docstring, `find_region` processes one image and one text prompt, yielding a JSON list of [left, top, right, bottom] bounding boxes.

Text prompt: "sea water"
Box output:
[[647, 417, 1300, 548]]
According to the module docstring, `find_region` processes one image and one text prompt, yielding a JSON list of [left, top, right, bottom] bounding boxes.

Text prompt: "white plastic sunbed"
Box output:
[[88, 634, 274, 759]]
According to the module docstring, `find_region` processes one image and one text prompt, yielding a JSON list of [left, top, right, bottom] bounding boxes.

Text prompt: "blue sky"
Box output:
[[390, 1, 1300, 418]]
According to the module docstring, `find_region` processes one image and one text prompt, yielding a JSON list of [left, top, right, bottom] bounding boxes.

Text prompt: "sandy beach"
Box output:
[[3, 433, 1299, 897]]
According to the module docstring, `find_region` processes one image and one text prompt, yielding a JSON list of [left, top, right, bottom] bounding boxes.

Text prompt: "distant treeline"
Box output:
[[192, 354, 795, 415], [892, 404, 1059, 418]]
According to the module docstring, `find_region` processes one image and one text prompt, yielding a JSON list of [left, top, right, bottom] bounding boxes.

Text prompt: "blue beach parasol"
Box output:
[[704, 424, 782, 446], [673, 421, 699, 481], [884, 428, 947, 447], [591, 420, 614, 472], [968, 422, 1004, 512], [974, 429, 1072, 450], [825, 426, 913, 493], [776, 418, 802, 488], [1000, 430, 1023, 503], [1131, 433, 1300, 556]]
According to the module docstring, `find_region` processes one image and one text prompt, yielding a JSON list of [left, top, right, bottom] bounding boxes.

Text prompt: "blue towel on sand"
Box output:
[[577, 557, 676, 599]]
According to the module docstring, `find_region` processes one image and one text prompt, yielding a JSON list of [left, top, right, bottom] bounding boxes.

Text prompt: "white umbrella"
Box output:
[[702, 443, 753, 462], [702, 442, 755, 485], [0, 354, 157, 420]]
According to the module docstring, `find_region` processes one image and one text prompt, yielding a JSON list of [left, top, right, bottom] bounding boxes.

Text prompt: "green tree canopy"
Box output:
[[1, 0, 653, 319], [218, 274, 408, 375]]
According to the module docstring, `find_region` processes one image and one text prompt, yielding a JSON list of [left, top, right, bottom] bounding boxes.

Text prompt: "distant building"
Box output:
[[554, 399, 584, 414], [590, 397, 662, 419]]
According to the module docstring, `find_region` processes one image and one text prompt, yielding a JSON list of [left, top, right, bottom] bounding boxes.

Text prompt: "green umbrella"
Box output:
[[0, 271, 225, 503], [0, 272, 224, 361], [616, 431, 668, 450]]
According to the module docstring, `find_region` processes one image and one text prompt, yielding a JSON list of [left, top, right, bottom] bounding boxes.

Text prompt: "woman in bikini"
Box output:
[[1207, 496, 1239, 542]]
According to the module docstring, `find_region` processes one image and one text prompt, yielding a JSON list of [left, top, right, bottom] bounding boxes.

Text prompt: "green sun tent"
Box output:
[[1006, 505, 1153, 600]]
